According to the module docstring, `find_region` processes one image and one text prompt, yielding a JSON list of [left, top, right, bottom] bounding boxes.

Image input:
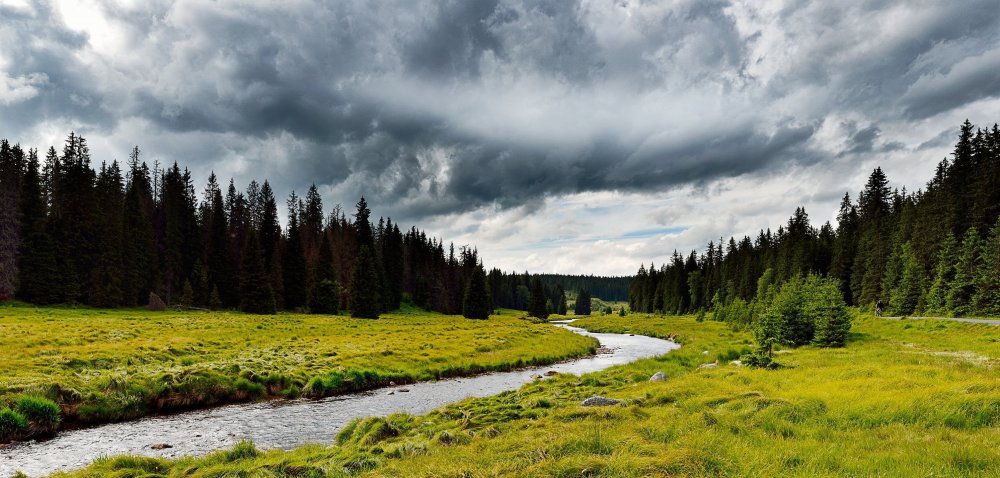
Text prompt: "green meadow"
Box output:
[[0, 304, 596, 439], [47, 312, 1000, 477]]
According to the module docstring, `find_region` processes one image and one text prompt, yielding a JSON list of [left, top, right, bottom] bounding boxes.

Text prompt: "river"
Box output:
[[1, 322, 678, 477]]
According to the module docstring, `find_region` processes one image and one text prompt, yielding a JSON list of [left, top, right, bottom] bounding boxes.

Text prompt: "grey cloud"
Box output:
[[1, 0, 999, 229]]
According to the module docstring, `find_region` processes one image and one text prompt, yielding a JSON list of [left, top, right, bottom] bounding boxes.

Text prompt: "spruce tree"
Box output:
[[16, 149, 62, 304], [925, 233, 958, 314], [972, 219, 1000, 315], [946, 227, 982, 317], [0, 140, 21, 300], [88, 162, 125, 307], [239, 232, 276, 314], [556, 285, 568, 315], [121, 148, 156, 305], [806, 276, 852, 347], [349, 198, 382, 319], [888, 243, 923, 315], [527, 278, 548, 319], [462, 263, 491, 319], [350, 245, 381, 319], [574, 288, 592, 315], [282, 194, 308, 310], [309, 232, 338, 314]]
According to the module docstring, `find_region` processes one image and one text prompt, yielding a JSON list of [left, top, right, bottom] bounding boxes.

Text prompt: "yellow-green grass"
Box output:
[[45, 313, 1000, 477], [0, 303, 597, 438]]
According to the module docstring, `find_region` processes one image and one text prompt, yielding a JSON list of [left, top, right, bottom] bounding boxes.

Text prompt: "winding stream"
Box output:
[[1, 322, 678, 477]]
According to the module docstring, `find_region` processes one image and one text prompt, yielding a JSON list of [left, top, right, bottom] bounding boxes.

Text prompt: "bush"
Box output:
[[756, 275, 851, 348], [0, 408, 28, 441], [15, 395, 61, 433]]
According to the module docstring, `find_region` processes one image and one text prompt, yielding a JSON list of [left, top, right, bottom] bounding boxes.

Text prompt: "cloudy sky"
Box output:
[[2, 0, 999, 275]]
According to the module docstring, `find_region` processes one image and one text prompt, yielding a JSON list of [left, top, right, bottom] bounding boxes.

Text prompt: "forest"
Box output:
[[0, 134, 624, 318], [629, 119, 1000, 318]]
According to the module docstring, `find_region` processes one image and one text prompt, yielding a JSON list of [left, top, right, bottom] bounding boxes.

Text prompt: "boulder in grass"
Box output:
[[581, 396, 621, 407], [649, 371, 666, 382]]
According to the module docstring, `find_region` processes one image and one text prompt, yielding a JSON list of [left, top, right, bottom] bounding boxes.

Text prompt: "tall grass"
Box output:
[[0, 304, 595, 442], [49, 311, 1000, 477]]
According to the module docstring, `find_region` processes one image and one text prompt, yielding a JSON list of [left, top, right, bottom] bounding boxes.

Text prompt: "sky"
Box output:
[[1, 0, 999, 276]]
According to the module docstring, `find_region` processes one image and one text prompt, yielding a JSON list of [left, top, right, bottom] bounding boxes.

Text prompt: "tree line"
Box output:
[[629, 120, 1000, 318], [0, 133, 495, 318]]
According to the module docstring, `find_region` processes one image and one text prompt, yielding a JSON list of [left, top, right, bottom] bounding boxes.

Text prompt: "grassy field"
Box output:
[[0, 304, 596, 441], [46, 312, 1000, 477]]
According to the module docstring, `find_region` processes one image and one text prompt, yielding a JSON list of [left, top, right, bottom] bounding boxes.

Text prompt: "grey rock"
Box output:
[[698, 362, 718, 370], [581, 396, 621, 407], [150, 443, 172, 450], [649, 371, 666, 382]]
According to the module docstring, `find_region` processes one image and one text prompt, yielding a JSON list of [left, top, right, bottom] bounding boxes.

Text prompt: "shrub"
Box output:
[[756, 274, 851, 348], [0, 408, 28, 441], [15, 395, 61, 433]]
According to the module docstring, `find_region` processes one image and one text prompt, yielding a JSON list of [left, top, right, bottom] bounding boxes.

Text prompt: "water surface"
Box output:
[[2, 323, 677, 477]]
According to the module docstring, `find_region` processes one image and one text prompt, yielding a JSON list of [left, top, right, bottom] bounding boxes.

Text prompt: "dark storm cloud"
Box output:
[[1, 0, 999, 225]]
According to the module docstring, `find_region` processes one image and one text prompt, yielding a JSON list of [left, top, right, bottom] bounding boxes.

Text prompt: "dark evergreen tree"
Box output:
[[239, 231, 275, 314], [309, 232, 338, 314], [946, 227, 982, 316], [0, 140, 21, 299], [527, 278, 548, 319], [349, 197, 381, 318], [88, 162, 125, 307], [121, 147, 157, 305], [282, 193, 308, 310], [462, 263, 491, 319], [574, 288, 592, 315], [350, 245, 381, 319]]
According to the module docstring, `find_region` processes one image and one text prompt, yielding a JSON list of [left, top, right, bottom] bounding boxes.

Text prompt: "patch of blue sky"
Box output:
[[620, 226, 687, 239]]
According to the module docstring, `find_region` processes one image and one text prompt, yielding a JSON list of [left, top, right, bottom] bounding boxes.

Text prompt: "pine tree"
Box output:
[[282, 194, 308, 310], [88, 162, 125, 307], [462, 263, 491, 319], [349, 198, 382, 318], [574, 288, 592, 315], [925, 233, 958, 314], [946, 227, 982, 317], [888, 242, 923, 315], [0, 140, 21, 300], [309, 232, 338, 314], [16, 149, 62, 304], [972, 219, 1000, 315], [121, 147, 156, 305], [527, 278, 548, 319], [556, 285, 568, 315], [239, 232, 276, 314], [349, 245, 381, 319], [806, 276, 852, 347]]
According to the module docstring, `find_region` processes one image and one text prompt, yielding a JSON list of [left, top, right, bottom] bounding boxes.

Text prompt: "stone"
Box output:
[[544, 370, 559, 376], [151, 443, 172, 450], [698, 362, 718, 370], [649, 371, 666, 382], [398, 388, 409, 392], [386, 391, 395, 395], [581, 396, 622, 407]]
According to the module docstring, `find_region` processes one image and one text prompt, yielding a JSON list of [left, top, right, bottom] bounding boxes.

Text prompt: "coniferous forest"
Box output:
[[628, 120, 1000, 319], [0, 133, 627, 318], [0, 133, 505, 317]]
